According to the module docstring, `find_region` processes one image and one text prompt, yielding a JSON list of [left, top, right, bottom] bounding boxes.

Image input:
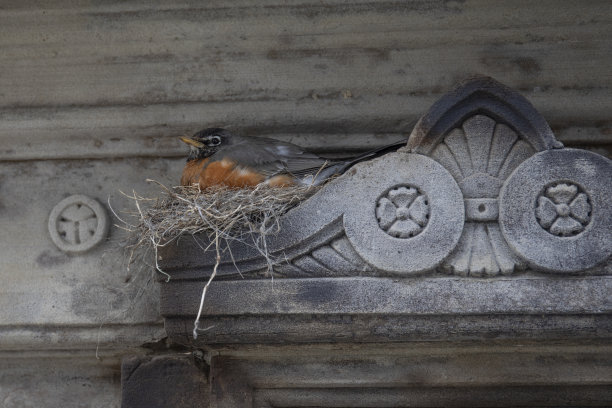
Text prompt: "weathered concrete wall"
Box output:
[[1, 1, 611, 406], [1, 0, 611, 160]]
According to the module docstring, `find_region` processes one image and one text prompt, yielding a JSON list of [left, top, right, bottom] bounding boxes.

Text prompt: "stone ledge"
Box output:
[[161, 276, 611, 346], [0, 323, 165, 353], [162, 276, 611, 316], [166, 314, 611, 346], [205, 342, 612, 407]]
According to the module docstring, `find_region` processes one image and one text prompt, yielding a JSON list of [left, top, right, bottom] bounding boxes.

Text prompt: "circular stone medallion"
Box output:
[[48, 195, 110, 253], [499, 149, 612, 272], [343, 153, 464, 274]]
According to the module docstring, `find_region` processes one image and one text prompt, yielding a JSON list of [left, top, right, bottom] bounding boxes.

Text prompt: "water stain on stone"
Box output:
[[298, 280, 338, 304], [0, 174, 4, 212], [480, 54, 541, 76], [512, 57, 541, 74], [36, 249, 71, 268], [71, 283, 124, 317]]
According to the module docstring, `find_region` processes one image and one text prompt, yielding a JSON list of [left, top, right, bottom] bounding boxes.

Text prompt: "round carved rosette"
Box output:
[[376, 185, 430, 239], [535, 182, 591, 237], [343, 153, 464, 274], [500, 149, 612, 272], [48, 195, 110, 253]]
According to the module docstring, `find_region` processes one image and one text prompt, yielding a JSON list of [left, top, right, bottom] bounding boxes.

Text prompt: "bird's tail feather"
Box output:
[[305, 139, 407, 185], [332, 139, 407, 174]]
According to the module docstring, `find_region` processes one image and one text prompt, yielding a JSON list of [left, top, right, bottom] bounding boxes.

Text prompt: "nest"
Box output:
[[116, 180, 319, 338], [121, 180, 318, 264]]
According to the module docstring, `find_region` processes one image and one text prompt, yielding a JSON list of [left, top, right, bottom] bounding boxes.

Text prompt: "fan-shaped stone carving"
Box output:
[[428, 115, 531, 275], [406, 77, 565, 276]]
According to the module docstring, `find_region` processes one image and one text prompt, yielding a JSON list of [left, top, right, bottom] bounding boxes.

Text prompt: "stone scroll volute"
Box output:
[[158, 77, 611, 279]]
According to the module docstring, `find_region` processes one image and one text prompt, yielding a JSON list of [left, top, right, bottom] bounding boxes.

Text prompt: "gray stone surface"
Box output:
[[208, 343, 612, 408], [121, 355, 209, 408], [1, 2, 611, 406], [0, 158, 175, 328], [163, 276, 611, 317], [0, 353, 122, 408], [161, 276, 612, 345], [166, 313, 612, 346], [342, 153, 464, 273], [253, 386, 612, 408], [1, 1, 611, 162], [0, 158, 171, 407]]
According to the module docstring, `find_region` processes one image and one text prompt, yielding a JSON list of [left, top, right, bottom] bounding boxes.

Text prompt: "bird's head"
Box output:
[[180, 128, 233, 161]]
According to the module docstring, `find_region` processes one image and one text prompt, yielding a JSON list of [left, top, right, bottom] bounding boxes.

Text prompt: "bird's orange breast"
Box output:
[[181, 158, 295, 188], [181, 158, 209, 187]]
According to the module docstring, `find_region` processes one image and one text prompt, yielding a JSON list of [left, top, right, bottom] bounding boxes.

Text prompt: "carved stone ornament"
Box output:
[[155, 77, 612, 350], [48, 194, 110, 253], [376, 185, 430, 239], [159, 77, 611, 279], [142, 77, 612, 408]]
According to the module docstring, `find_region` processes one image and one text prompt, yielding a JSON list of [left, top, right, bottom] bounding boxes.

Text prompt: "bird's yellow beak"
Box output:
[[179, 136, 205, 148]]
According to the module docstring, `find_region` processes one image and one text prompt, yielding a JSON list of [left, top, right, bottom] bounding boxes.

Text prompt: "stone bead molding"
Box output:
[[158, 77, 611, 279]]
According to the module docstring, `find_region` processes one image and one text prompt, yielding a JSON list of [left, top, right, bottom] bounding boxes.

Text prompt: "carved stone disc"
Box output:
[[343, 153, 464, 274], [499, 149, 612, 272], [48, 194, 110, 253]]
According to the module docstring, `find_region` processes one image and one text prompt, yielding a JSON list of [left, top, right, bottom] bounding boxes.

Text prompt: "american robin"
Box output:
[[180, 128, 406, 189]]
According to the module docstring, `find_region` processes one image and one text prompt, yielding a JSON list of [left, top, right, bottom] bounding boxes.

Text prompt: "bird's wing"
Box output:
[[211, 138, 332, 178]]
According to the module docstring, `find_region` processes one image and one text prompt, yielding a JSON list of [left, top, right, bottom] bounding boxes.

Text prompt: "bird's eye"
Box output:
[[208, 136, 222, 146]]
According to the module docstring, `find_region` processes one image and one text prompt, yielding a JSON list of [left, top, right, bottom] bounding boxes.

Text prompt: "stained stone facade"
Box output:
[[120, 77, 612, 407], [2, 2, 612, 407]]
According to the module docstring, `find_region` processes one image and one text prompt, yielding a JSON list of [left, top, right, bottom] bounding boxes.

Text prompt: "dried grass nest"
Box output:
[[120, 180, 320, 275], [116, 180, 320, 338]]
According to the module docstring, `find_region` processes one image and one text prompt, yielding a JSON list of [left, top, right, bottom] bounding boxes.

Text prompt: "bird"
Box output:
[[179, 128, 406, 189]]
